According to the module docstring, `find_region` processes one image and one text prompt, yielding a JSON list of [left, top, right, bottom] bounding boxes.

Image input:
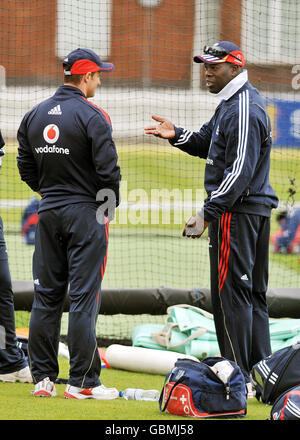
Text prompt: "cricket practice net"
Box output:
[[0, 0, 299, 344]]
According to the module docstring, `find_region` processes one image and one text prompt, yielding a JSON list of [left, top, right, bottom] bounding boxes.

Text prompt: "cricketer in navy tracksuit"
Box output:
[[0, 131, 28, 374], [17, 85, 121, 387], [169, 70, 278, 382]]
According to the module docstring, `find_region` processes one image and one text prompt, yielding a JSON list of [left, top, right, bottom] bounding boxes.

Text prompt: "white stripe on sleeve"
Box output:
[[174, 129, 193, 146], [210, 89, 249, 201]]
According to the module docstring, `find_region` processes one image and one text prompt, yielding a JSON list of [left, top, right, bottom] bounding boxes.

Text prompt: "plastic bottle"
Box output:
[[119, 388, 160, 401]]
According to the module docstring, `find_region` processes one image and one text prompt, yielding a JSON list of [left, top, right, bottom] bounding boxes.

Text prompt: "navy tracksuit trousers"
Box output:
[[0, 217, 27, 373], [28, 203, 109, 387], [208, 212, 272, 382]]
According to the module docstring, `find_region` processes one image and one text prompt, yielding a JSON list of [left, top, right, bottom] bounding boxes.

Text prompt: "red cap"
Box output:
[[63, 48, 114, 75], [194, 42, 245, 67]]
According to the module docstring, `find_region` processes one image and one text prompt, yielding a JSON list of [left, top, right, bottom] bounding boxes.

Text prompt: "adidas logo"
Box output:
[[48, 105, 62, 115], [241, 274, 249, 280]]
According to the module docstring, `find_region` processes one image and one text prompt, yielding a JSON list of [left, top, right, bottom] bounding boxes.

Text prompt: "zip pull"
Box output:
[[225, 385, 230, 400]]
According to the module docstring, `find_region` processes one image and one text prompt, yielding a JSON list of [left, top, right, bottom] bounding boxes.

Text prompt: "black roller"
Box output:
[[12, 281, 300, 319]]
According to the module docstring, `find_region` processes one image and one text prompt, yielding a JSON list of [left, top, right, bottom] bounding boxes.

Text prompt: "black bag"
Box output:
[[270, 385, 300, 420], [251, 341, 300, 404], [159, 357, 247, 419]]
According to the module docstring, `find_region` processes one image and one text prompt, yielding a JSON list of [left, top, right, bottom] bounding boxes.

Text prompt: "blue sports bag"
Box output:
[[252, 341, 300, 405], [271, 385, 300, 420], [159, 357, 247, 418]]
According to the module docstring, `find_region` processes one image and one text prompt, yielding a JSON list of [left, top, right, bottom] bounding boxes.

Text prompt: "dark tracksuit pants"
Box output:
[[28, 203, 109, 388], [208, 212, 272, 383], [0, 217, 27, 373]]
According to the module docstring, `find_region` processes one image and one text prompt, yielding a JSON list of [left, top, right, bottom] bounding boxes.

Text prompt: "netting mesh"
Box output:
[[0, 0, 299, 341]]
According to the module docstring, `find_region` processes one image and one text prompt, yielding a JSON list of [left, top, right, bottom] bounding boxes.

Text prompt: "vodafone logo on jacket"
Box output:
[[43, 124, 59, 144], [35, 124, 69, 155]]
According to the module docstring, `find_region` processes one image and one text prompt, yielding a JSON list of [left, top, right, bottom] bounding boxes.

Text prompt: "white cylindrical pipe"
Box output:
[[105, 344, 199, 375]]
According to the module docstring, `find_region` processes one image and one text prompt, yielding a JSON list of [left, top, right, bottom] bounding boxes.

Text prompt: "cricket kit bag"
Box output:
[[251, 341, 300, 405], [159, 357, 247, 419], [270, 385, 300, 420]]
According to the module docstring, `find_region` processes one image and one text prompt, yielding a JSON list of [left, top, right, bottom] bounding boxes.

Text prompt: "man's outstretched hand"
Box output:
[[144, 115, 176, 139]]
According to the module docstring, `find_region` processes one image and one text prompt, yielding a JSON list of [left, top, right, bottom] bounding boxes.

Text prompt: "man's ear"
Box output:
[[83, 72, 92, 82], [230, 64, 241, 78]]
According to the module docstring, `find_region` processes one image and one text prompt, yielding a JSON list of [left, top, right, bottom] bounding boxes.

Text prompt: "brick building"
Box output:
[[0, 0, 297, 91]]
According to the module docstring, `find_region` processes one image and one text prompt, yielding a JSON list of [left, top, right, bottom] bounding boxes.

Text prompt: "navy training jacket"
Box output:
[[169, 79, 278, 222], [17, 85, 121, 213]]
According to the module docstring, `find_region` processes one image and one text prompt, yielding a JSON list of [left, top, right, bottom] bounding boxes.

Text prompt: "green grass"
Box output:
[[1, 144, 297, 422], [0, 357, 271, 421], [3, 144, 299, 200], [1, 145, 299, 233], [1, 143, 299, 287], [1, 145, 299, 235], [269, 149, 300, 203]]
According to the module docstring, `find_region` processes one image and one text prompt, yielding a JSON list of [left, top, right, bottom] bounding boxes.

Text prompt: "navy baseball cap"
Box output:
[[194, 41, 245, 67], [63, 48, 114, 75]]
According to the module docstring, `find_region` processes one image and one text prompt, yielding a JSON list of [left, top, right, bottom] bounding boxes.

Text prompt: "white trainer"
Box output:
[[64, 383, 119, 400], [33, 377, 56, 397], [0, 366, 32, 383]]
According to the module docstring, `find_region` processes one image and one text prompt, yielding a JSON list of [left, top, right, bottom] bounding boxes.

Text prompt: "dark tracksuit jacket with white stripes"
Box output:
[[169, 73, 278, 220], [169, 71, 278, 381]]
